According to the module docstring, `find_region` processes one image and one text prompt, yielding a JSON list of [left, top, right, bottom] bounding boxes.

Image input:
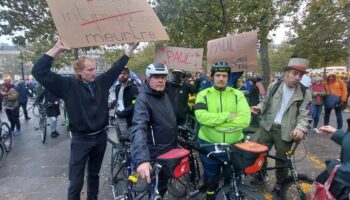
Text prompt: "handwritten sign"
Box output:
[[153, 46, 204, 72], [46, 0, 169, 48], [207, 31, 257, 72]]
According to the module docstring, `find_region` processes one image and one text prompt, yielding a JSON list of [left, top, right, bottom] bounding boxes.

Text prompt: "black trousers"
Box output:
[[19, 102, 29, 118], [5, 107, 20, 131], [68, 131, 107, 200]]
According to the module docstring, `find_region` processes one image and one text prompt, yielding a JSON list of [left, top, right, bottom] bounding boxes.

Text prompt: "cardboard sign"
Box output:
[[46, 0, 169, 48], [153, 46, 203, 72], [207, 31, 258, 72]]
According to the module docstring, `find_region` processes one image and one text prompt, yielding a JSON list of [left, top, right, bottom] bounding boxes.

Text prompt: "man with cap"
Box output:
[[251, 57, 312, 190], [194, 61, 251, 199]]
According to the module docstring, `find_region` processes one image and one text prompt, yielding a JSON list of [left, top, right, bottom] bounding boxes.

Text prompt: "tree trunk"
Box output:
[[260, 37, 270, 89], [219, 0, 227, 36], [74, 49, 79, 60]]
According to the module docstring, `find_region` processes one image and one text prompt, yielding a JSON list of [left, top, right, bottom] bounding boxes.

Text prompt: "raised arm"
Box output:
[[31, 38, 70, 98]]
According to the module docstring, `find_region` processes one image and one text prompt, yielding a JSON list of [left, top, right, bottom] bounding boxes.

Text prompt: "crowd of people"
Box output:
[[0, 38, 349, 199]]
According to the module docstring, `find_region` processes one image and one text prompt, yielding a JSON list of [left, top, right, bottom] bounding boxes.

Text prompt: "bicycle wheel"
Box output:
[[40, 117, 47, 143], [0, 142, 6, 165], [110, 151, 129, 199], [279, 174, 313, 200], [1, 122, 12, 152], [216, 183, 265, 200]]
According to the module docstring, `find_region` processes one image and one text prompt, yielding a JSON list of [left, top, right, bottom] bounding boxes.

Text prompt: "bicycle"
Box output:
[[0, 119, 12, 152], [107, 128, 191, 200], [177, 125, 266, 200], [262, 140, 314, 200], [33, 102, 48, 143]]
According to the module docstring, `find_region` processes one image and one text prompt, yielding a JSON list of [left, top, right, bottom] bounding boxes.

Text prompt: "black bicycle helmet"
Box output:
[[210, 61, 231, 76]]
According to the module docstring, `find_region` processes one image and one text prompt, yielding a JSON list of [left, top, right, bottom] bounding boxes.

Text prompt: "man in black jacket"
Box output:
[[31, 38, 138, 200], [165, 69, 195, 125], [114, 67, 138, 141], [131, 63, 177, 196], [35, 88, 61, 137]]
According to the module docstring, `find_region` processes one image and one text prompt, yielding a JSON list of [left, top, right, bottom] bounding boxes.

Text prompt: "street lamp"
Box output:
[[18, 49, 25, 80]]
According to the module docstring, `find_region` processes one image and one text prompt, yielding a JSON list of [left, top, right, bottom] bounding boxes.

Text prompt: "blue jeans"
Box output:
[[324, 106, 343, 129], [312, 105, 323, 128]]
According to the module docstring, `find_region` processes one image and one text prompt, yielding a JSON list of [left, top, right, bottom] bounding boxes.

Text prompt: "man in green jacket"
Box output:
[[251, 57, 312, 190], [194, 61, 251, 199]]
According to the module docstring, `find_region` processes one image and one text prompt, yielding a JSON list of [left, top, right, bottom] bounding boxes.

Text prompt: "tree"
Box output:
[[291, 0, 347, 68], [155, 0, 301, 87], [0, 0, 55, 46], [269, 42, 295, 72], [231, 0, 301, 87]]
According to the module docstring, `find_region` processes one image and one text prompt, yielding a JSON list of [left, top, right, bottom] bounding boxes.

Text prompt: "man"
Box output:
[[251, 57, 312, 190], [165, 69, 195, 125], [194, 61, 251, 199], [131, 63, 177, 196], [15, 80, 33, 120], [31, 38, 138, 200], [323, 73, 347, 129], [114, 67, 138, 141], [36, 88, 61, 138]]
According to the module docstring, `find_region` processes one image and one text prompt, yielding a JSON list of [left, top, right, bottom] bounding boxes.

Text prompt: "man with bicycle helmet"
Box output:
[[194, 61, 251, 199], [131, 63, 178, 196]]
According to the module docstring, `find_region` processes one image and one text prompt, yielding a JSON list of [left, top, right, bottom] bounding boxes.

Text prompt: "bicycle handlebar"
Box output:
[[287, 140, 300, 157]]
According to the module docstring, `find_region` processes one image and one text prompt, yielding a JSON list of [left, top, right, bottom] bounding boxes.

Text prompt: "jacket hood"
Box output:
[[138, 84, 164, 97]]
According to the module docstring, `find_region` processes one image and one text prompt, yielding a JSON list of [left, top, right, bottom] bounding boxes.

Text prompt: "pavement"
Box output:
[[0, 103, 347, 200]]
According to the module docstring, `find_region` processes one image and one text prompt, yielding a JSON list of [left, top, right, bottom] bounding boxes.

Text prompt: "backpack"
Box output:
[[262, 80, 307, 116]]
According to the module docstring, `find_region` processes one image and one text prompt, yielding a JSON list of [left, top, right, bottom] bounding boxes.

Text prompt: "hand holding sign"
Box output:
[[125, 42, 139, 57], [46, 36, 71, 58]]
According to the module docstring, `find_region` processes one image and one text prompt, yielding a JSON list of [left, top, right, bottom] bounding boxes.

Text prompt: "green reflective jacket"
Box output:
[[194, 86, 251, 144]]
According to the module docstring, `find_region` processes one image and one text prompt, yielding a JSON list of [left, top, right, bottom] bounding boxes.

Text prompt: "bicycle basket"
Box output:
[[231, 141, 268, 175], [156, 148, 190, 178]]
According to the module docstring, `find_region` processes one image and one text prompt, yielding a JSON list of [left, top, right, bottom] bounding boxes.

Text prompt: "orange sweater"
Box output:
[[323, 79, 348, 102]]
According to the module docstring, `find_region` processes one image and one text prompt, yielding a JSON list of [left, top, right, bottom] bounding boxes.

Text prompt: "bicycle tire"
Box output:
[[1, 122, 12, 152], [216, 183, 265, 200], [110, 152, 129, 199], [32, 105, 40, 118], [41, 117, 47, 143], [279, 174, 313, 200], [0, 142, 6, 165]]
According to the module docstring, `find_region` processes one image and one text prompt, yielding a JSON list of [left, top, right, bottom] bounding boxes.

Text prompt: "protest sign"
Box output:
[[207, 31, 257, 72], [46, 0, 169, 48], [154, 46, 203, 72]]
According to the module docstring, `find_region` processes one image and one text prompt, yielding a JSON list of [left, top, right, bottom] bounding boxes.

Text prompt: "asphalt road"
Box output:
[[0, 104, 346, 200]]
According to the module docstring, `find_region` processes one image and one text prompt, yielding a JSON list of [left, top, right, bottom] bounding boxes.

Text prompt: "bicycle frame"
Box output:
[[264, 141, 308, 200]]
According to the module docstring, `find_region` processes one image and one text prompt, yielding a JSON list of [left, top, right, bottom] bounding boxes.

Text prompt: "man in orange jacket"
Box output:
[[323, 74, 348, 129]]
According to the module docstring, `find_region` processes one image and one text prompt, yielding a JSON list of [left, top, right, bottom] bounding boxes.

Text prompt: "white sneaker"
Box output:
[[312, 128, 320, 133]]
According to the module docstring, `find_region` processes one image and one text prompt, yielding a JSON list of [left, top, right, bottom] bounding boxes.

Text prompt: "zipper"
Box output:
[[151, 126, 155, 146], [220, 91, 223, 112]]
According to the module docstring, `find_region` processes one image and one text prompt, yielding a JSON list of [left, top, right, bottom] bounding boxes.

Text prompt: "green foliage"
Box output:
[[269, 42, 294, 72], [291, 0, 348, 67], [0, 0, 56, 46]]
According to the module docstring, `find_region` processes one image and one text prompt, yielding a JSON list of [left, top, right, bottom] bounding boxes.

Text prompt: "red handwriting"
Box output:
[[81, 10, 144, 26], [166, 50, 192, 65]]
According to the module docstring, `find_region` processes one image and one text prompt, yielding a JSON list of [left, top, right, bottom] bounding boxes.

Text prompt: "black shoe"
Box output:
[[51, 131, 60, 138], [25, 117, 31, 120]]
